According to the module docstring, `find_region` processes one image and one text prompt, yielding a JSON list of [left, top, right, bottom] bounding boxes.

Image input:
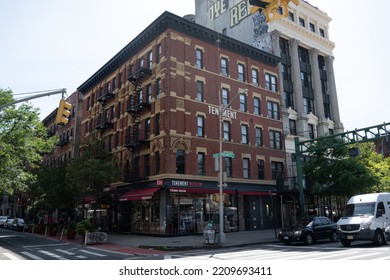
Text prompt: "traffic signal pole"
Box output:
[[0, 88, 66, 110], [294, 122, 390, 218]]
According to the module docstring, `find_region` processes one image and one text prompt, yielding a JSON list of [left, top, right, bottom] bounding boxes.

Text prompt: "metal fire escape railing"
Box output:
[[124, 60, 152, 181]]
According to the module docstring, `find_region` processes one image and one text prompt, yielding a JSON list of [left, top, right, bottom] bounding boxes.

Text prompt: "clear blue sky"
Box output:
[[1, 0, 389, 131]]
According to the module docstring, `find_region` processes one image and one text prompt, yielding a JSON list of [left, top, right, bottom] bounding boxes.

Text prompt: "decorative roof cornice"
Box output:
[[78, 11, 280, 93]]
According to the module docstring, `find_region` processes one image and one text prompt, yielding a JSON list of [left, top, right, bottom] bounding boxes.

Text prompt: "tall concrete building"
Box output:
[[195, 1, 343, 209]]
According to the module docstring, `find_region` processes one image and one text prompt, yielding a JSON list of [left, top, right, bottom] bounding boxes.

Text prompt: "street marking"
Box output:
[[21, 251, 43, 260], [55, 249, 75, 255], [38, 250, 68, 260], [344, 252, 383, 260], [164, 254, 172, 259], [79, 249, 107, 257], [3, 252, 21, 260]]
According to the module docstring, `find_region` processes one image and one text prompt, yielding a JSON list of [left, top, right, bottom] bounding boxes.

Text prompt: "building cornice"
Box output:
[[78, 11, 280, 93]]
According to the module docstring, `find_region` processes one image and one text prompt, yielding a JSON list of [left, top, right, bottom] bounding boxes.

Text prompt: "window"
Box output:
[[255, 127, 263, 147], [196, 48, 203, 69], [196, 80, 204, 102], [265, 73, 277, 92], [241, 124, 249, 144], [155, 113, 160, 135], [238, 63, 245, 82], [289, 119, 297, 135], [239, 93, 246, 112], [197, 115, 204, 137], [271, 162, 284, 179], [254, 97, 261, 115], [176, 149, 185, 174], [288, 12, 294, 21], [147, 50, 153, 69], [319, 28, 325, 37], [221, 57, 228, 76], [156, 44, 162, 64], [257, 159, 265, 180], [145, 118, 150, 140], [156, 78, 162, 99], [155, 152, 160, 175], [197, 152, 205, 175], [224, 157, 232, 177], [309, 23, 315, 32], [146, 84, 152, 103], [145, 154, 150, 177], [270, 130, 282, 149], [87, 96, 91, 111], [243, 158, 250, 179], [299, 17, 305, 27], [252, 68, 259, 86], [223, 121, 231, 141], [221, 88, 229, 107], [309, 124, 315, 139], [267, 101, 279, 120], [303, 97, 312, 114]]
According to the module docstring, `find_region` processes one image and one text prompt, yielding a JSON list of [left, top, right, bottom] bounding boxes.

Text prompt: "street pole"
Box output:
[[217, 89, 247, 244], [218, 109, 226, 244]]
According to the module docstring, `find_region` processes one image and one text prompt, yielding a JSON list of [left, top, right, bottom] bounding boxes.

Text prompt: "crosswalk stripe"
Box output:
[[38, 250, 68, 260], [344, 252, 383, 260], [3, 252, 21, 260], [21, 251, 43, 260], [79, 249, 107, 257], [55, 249, 75, 256]]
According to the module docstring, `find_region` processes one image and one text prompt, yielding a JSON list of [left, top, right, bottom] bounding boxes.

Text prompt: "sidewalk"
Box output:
[[39, 229, 280, 256]]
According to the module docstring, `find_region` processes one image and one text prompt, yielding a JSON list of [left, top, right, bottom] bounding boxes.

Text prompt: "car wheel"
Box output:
[[304, 233, 314, 245], [340, 239, 351, 247], [374, 230, 385, 246], [330, 232, 338, 242]]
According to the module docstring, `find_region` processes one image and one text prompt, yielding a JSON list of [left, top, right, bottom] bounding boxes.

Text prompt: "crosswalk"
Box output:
[[167, 244, 390, 260], [0, 247, 108, 260]]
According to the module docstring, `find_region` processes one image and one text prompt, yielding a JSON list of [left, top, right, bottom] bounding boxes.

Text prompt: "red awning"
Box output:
[[83, 196, 97, 204], [238, 191, 277, 196], [119, 187, 160, 201], [170, 188, 235, 194]]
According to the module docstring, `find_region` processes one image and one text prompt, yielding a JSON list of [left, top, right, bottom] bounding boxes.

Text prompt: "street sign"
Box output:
[[213, 152, 235, 158]]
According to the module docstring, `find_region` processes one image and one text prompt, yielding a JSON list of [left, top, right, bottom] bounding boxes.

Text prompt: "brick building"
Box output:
[[75, 11, 285, 235]]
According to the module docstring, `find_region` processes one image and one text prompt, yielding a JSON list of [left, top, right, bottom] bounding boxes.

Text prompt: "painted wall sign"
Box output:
[[207, 0, 251, 28]]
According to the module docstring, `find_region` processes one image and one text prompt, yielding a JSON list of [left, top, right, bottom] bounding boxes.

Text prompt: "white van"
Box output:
[[337, 192, 390, 246]]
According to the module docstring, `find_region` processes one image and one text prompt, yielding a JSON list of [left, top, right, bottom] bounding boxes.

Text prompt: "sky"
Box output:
[[0, 0, 389, 131]]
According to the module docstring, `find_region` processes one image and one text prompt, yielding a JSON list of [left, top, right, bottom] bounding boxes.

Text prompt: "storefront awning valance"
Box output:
[[119, 187, 160, 201], [169, 187, 235, 194], [238, 191, 277, 196]]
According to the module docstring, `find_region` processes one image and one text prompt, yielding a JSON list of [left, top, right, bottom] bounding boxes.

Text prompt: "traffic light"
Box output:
[[55, 99, 72, 125]]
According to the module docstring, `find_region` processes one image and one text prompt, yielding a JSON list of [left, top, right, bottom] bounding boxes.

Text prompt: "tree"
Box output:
[[0, 88, 56, 194], [67, 133, 120, 221], [303, 138, 378, 197]]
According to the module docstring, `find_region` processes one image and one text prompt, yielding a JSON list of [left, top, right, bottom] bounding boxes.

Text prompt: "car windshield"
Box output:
[[344, 202, 375, 217]]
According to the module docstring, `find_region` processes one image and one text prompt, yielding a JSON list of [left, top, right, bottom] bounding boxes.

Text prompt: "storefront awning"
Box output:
[[83, 196, 97, 204], [119, 187, 160, 201], [238, 191, 277, 196], [169, 187, 235, 194]]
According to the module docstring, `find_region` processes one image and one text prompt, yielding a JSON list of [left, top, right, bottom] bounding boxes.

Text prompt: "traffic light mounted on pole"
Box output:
[[55, 99, 72, 125], [249, 0, 299, 22]]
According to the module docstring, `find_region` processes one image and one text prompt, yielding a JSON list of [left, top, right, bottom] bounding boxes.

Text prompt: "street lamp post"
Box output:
[[217, 89, 247, 244]]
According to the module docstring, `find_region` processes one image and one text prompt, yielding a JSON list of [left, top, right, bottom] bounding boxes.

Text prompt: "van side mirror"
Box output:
[[376, 209, 384, 218]]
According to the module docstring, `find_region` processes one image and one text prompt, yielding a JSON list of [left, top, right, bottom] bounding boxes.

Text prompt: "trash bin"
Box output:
[[203, 228, 216, 244]]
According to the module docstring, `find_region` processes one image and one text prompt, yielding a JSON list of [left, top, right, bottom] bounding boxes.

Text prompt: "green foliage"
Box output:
[[0, 88, 57, 194], [76, 219, 94, 235], [303, 139, 381, 197]]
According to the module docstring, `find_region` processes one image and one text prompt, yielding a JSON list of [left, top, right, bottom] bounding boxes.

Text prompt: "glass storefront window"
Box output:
[[166, 192, 238, 235]]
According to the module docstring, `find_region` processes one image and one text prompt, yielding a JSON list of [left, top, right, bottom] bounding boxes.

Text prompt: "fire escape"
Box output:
[[124, 59, 152, 181], [95, 84, 115, 134]]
